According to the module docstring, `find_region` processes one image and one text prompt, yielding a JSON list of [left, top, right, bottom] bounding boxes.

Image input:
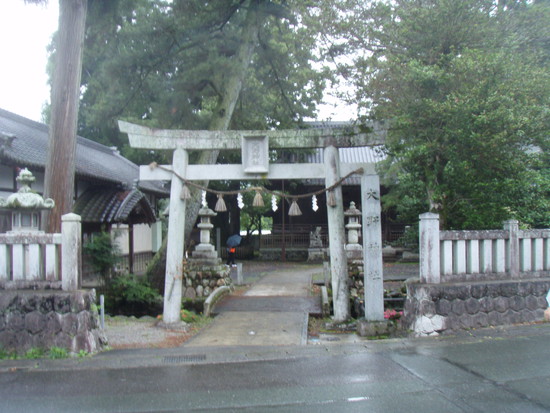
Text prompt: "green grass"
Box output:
[[0, 348, 17, 360], [0, 346, 72, 361], [48, 347, 68, 359], [366, 334, 391, 340], [24, 348, 45, 359]]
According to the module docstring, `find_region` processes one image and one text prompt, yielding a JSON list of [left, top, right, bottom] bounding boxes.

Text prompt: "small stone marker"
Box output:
[[545, 289, 550, 322], [236, 263, 243, 285], [323, 261, 330, 289]]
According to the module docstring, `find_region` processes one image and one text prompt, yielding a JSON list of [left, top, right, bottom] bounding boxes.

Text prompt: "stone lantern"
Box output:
[[184, 204, 231, 302], [344, 201, 362, 260], [0, 168, 54, 233], [191, 205, 218, 261]]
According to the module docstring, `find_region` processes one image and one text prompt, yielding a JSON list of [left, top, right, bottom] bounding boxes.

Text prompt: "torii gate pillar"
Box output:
[[324, 146, 349, 321], [163, 148, 188, 324]]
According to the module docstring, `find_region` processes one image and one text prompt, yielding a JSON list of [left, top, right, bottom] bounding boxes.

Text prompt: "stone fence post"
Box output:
[[61, 213, 81, 291], [419, 212, 440, 284], [503, 219, 519, 278]]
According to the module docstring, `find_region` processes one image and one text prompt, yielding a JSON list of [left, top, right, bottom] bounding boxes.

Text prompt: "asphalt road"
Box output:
[[1, 323, 549, 412]]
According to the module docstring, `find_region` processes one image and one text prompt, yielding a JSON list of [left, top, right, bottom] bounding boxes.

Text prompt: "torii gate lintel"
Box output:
[[118, 120, 387, 151]]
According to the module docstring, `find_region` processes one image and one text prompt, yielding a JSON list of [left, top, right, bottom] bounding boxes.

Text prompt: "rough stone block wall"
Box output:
[[348, 261, 364, 301], [404, 279, 550, 336], [0, 289, 107, 354], [183, 260, 232, 300]]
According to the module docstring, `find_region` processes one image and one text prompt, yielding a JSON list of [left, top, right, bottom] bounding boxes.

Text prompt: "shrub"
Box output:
[[103, 274, 163, 316], [182, 297, 206, 314], [391, 225, 419, 252], [180, 309, 201, 323], [83, 231, 121, 279]]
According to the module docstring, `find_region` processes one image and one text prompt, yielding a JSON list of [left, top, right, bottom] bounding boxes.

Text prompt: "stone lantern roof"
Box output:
[[198, 206, 217, 217], [344, 201, 361, 218], [0, 168, 54, 211]]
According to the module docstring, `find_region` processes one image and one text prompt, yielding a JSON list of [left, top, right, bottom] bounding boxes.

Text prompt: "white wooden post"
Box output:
[[419, 213, 440, 283], [12, 244, 24, 281], [61, 213, 81, 291], [163, 148, 188, 324], [480, 239, 493, 273], [324, 145, 349, 322], [520, 238, 532, 272], [544, 238, 550, 271], [362, 173, 384, 321], [504, 220, 519, 278], [0, 243, 7, 280], [28, 243, 41, 280], [45, 240, 59, 281], [494, 238, 506, 273], [467, 240, 480, 274], [533, 237, 545, 271], [441, 240, 453, 276], [453, 240, 466, 275]]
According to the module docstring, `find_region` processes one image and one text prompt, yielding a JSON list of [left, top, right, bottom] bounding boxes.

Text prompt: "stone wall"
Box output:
[[0, 289, 106, 354], [183, 259, 232, 300], [348, 261, 364, 302], [404, 279, 550, 336]]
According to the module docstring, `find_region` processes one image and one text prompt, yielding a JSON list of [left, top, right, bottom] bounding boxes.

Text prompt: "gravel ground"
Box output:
[[383, 262, 419, 280], [104, 316, 198, 349]]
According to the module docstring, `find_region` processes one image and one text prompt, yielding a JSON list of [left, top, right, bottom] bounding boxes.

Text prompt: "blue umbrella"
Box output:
[[226, 234, 242, 247]]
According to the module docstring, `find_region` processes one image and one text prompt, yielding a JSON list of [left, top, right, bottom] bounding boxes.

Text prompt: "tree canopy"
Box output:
[[78, 0, 325, 163], [313, 0, 549, 229]]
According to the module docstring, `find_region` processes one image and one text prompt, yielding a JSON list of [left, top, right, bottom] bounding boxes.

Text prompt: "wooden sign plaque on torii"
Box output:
[[119, 120, 387, 324]]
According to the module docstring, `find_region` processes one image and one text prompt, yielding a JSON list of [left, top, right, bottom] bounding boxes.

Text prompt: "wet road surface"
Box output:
[[1, 323, 549, 412]]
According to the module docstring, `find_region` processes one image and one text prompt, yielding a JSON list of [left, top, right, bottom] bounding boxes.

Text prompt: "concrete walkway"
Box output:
[[185, 264, 322, 347]]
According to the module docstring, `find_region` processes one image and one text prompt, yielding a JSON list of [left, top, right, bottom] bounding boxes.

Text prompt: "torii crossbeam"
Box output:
[[119, 120, 386, 324]]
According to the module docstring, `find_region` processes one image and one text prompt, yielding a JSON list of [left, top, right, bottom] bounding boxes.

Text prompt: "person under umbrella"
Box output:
[[226, 234, 242, 267]]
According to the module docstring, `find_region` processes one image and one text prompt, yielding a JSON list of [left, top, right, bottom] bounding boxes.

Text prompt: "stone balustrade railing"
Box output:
[[419, 213, 550, 283], [0, 213, 81, 291]]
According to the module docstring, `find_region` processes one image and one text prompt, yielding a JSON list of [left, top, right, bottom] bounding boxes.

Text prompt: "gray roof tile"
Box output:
[[73, 187, 156, 224], [0, 108, 167, 195]]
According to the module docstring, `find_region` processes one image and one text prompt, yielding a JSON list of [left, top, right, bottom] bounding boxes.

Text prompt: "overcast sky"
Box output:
[[0, 1, 352, 124], [0, 0, 58, 122]]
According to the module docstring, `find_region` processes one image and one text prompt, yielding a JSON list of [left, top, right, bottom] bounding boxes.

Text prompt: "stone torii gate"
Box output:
[[119, 121, 387, 324]]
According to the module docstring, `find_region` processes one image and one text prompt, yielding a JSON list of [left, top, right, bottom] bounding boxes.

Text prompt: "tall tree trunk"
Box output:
[[43, 0, 87, 233], [148, 2, 262, 289]]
